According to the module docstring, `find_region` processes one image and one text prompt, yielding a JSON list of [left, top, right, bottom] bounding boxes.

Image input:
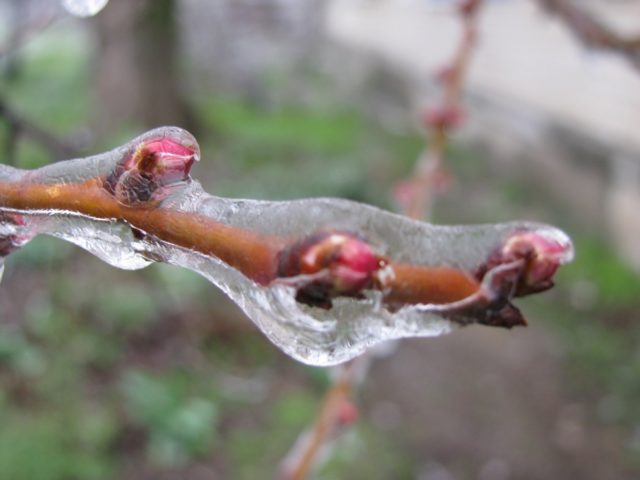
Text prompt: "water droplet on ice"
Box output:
[[61, 0, 109, 17]]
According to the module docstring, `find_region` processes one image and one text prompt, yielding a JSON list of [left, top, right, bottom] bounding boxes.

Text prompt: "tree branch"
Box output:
[[400, 0, 484, 220], [536, 0, 640, 70], [0, 127, 572, 323]]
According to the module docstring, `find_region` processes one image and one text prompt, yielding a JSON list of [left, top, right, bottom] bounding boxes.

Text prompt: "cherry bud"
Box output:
[[336, 400, 359, 427], [105, 135, 199, 206], [422, 105, 466, 131], [476, 230, 574, 298], [277, 230, 389, 308]]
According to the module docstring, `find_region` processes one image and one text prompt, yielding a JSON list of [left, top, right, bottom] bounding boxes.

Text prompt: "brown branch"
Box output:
[[0, 177, 281, 285], [0, 174, 484, 306], [536, 0, 640, 70], [279, 356, 369, 480]]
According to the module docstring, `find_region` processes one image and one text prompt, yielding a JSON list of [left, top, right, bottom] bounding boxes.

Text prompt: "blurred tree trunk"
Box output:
[[92, 0, 195, 133]]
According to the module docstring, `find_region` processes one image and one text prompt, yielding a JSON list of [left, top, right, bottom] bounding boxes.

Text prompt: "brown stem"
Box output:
[[0, 177, 481, 303], [385, 262, 479, 306], [286, 376, 352, 480], [280, 357, 368, 480], [0, 178, 280, 284]]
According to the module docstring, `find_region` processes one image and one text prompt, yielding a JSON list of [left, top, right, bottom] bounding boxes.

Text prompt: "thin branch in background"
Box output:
[[278, 1, 486, 478], [279, 356, 370, 480], [399, 0, 483, 221], [536, 0, 640, 70], [0, 96, 79, 164]]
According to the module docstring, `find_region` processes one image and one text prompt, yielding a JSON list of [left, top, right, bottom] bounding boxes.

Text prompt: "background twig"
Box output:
[[536, 0, 640, 70]]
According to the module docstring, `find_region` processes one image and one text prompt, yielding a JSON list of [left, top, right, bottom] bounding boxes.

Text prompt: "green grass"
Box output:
[[120, 369, 219, 467], [201, 97, 364, 155], [557, 236, 640, 308]]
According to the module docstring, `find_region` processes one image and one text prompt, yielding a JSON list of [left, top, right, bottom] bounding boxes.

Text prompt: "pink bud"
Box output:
[[277, 230, 388, 308], [105, 135, 199, 206], [133, 138, 198, 186], [501, 230, 573, 295], [391, 180, 417, 212], [477, 230, 574, 297], [336, 400, 359, 426], [422, 105, 466, 131]]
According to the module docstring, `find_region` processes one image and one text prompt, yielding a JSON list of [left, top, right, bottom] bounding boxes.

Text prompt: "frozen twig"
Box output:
[[0, 126, 573, 367]]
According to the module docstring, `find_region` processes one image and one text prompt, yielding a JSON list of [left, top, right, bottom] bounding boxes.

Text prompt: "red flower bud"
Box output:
[[276, 230, 389, 308], [501, 230, 573, 295], [336, 400, 359, 427], [422, 105, 466, 131], [105, 134, 200, 206], [476, 230, 574, 298]]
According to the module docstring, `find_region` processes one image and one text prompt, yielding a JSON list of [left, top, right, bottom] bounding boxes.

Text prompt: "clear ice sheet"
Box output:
[[0, 127, 574, 366]]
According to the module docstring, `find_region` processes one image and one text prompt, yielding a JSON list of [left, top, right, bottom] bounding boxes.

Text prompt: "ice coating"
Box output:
[[61, 0, 109, 17], [0, 127, 574, 366]]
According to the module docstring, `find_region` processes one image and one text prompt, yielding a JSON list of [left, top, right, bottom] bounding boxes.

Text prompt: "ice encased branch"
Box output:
[[0, 127, 574, 366]]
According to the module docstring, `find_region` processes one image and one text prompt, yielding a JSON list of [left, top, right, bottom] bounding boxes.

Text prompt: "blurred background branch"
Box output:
[[281, 1, 485, 477], [537, 0, 640, 70]]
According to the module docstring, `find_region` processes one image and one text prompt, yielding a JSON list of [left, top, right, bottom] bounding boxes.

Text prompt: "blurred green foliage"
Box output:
[[120, 369, 218, 466]]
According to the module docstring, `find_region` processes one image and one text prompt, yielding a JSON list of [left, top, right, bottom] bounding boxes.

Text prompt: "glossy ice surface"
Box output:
[[0, 127, 574, 365]]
